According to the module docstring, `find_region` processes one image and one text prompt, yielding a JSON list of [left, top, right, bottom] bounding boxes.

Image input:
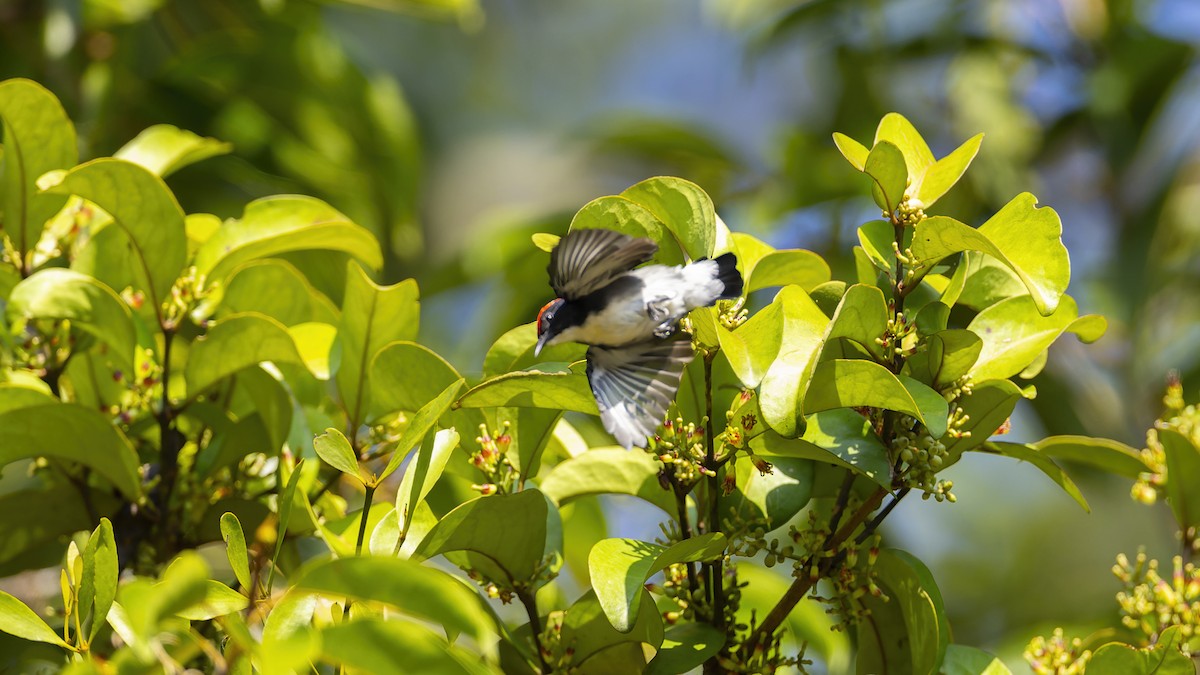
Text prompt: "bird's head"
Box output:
[[534, 298, 566, 356]]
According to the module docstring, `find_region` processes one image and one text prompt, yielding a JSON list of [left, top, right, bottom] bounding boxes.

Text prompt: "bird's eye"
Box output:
[[537, 299, 561, 336]]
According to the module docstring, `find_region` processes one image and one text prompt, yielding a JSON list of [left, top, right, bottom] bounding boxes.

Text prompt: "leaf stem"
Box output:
[[517, 587, 550, 674], [671, 476, 701, 598], [353, 485, 376, 557], [702, 351, 727, 635]]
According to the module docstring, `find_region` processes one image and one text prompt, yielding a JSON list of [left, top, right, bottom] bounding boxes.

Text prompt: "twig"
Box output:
[[517, 588, 550, 673]]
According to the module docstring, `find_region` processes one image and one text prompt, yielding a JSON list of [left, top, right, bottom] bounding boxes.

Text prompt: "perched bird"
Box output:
[[534, 228, 743, 449]]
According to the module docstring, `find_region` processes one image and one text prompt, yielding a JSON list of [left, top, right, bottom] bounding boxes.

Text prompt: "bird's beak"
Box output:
[[534, 332, 550, 357]]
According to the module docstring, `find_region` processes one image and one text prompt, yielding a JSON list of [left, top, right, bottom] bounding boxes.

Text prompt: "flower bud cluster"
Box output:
[[10, 319, 73, 378], [469, 421, 516, 495], [718, 297, 748, 330], [875, 310, 916, 359], [1132, 378, 1199, 507], [535, 611, 576, 671], [1024, 628, 1090, 675], [895, 192, 926, 227], [894, 423, 956, 503], [811, 536, 885, 631], [163, 266, 210, 330], [650, 415, 710, 486], [941, 374, 975, 403], [1113, 549, 1200, 649]]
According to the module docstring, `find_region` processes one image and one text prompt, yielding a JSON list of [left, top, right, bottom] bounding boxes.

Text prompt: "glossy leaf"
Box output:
[[220, 513, 252, 592], [313, 427, 364, 483], [912, 193, 1071, 316], [1032, 435, 1148, 479], [194, 196, 383, 285], [864, 141, 907, 213], [0, 78, 77, 262], [482, 322, 586, 377], [413, 490, 561, 586], [1160, 429, 1200, 533], [176, 581, 250, 620], [7, 268, 137, 369], [337, 262, 420, 427], [918, 133, 984, 206], [0, 404, 140, 498], [620, 176, 715, 261], [47, 159, 186, 318], [645, 623, 724, 675], [927, 329, 982, 389], [379, 379, 462, 481], [941, 644, 1013, 675], [717, 301, 782, 389], [832, 132, 869, 171], [371, 341, 460, 413], [186, 313, 310, 395], [856, 220, 896, 275], [856, 548, 949, 675], [561, 589, 665, 666], [751, 410, 891, 489], [727, 456, 815, 528], [1087, 625, 1193, 675], [215, 259, 338, 326], [967, 295, 1105, 382], [589, 533, 725, 632], [745, 250, 830, 293], [875, 113, 936, 178], [82, 518, 117, 643], [540, 447, 676, 514], [454, 370, 598, 414], [0, 590, 69, 647], [943, 379, 1022, 462], [981, 442, 1090, 511], [805, 359, 948, 438], [569, 196, 681, 267], [320, 618, 487, 675], [823, 283, 889, 361], [114, 124, 231, 177], [759, 286, 830, 437], [396, 428, 459, 537]]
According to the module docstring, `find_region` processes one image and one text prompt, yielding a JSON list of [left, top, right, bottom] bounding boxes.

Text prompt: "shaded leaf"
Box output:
[[927, 329, 982, 389], [943, 379, 1022, 462], [569, 196, 681, 267], [645, 622, 724, 675], [176, 581, 250, 620], [823, 283, 889, 361], [856, 549, 949, 675], [941, 644, 1013, 675], [215, 259, 338, 326], [540, 447, 675, 515], [562, 589, 665, 666], [1160, 429, 1200, 533], [1032, 435, 1148, 479], [1086, 625, 1193, 675], [751, 410, 891, 490], [371, 341, 460, 413], [379, 379, 462, 481], [320, 618, 488, 675], [0, 404, 140, 498], [8, 268, 137, 370], [114, 124, 231, 178], [726, 456, 814, 528], [589, 534, 725, 632], [186, 313, 310, 395], [220, 513, 252, 592], [805, 360, 948, 438], [981, 442, 1090, 511]]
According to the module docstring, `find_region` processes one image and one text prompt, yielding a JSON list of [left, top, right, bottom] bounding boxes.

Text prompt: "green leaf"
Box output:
[[220, 513, 252, 592], [0, 78, 77, 263], [915, 302, 950, 336], [82, 518, 117, 643], [943, 379, 1022, 462], [1031, 435, 1148, 479], [967, 295, 1105, 381], [759, 286, 829, 437], [414, 490, 561, 586], [645, 623, 724, 675], [744, 250, 830, 293], [121, 553, 210, 640], [569, 196, 682, 267], [215, 259, 338, 326], [7, 268, 137, 370], [0, 403, 140, 498], [874, 113, 936, 178], [941, 644, 1013, 675], [336, 262, 419, 428], [589, 533, 726, 632], [620, 176, 715, 260], [46, 159, 186, 320], [855, 548, 949, 675], [832, 132, 869, 171], [717, 301, 782, 389], [176, 581, 250, 620], [823, 283, 889, 361], [267, 460, 304, 596], [540, 447, 676, 515], [289, 322, 336, 380], [730, 232, 776, 280], [864, 141, 908, 213], [483, 322, 586, 377], [562, 589, 665, 667], [114, 124, 231, 178], [313, 427, 364, 484], [532, 232, 560, 252], [726, 456, 814, 528], [856, 220, 897, 275], [751, 411, 891, 490], [981, 442, 1090, 511], [186, 313, 311, 395], [503, 406, 562, 480], [1087, 625, 1194, 675], [0, 590, 69, 648], [805, 360, 948, 438], [455, 370, 598, 414], [379, 379, 462, 481], [927, 329, 983, 389], [911, 193, 1071, 315], [917, 133, 983, 207], [1159, 429, 1200, 533], [194, 196, 383, 285], [320, 618, 487, 675], [396, 427, 459, 538], [370, 341, 461, 413]]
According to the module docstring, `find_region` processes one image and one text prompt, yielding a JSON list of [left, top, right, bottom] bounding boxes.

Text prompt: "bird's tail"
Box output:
[[711, 252, 743, 299], [683, 252, 743, 308]]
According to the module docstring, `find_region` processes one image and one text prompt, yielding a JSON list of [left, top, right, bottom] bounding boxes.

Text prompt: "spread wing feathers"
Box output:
[[586, 339, 694, 449], [549, 229, 657, 300]]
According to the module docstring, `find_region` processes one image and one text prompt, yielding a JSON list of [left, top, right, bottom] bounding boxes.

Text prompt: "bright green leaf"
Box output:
[[220, 513, 252, 592], [927, 329, 983, 389], [320, 618, 488, 675], [735, 564, 850, 672], [1086, 625, 1194, 675], [645, 622, 724, 675], [751, 410, 891, 490], [864, 141, 908, 213], [540, 447, 676, 515], [176, 580, 250, 620], [455, 370, 598, 414], [823, 283, 889, 361], [215, 259, 338, 326], [1160, 429, 1200, 533], [981, 442, 1090, 511], [82, 518, 117, 643], [856, 548, 949, 675], [562, 589, 664, 667], [874, 113, 936, 178], [745, 250, 830, 293], [396, 427, 459, 537], [288, 322, 336, 380], [832, 132, 869, 171], [187, 313, 311, 395], [589, 533, 725, 633], [967, 295, 1104, 382], [313, 427, 363, 483], [194, 196, 383, 285], [532, 232, 560, 252], [805, 360, 948, 438], [856, 220, 897, 275], [7, 268, 137, 370], [482, 322, 586, 377], [941, 644, 1013, 675], [943, 379, 1022, 462], [726, 456, 814, 528], [371, 341, 460, 413], [620, 176, 715, 261], [569, 196, 681, 267], [1032, 436, 1148, 479], [759, 286, 829, 437], [0, 78, 77, 264], [379, 379, 462, 481], [717, 301, 782, 389], [114, 124, 231, 178], [0, 590, 69, 648], [917, 133, 983, 207]]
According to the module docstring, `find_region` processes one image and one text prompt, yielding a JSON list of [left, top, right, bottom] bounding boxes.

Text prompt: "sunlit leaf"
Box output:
[[967, 295, 1105, 382], [751, 410, 891, 490], [589, 534, 725, 632], [725, 456, 814, 528], [0, 590, 69, 647], [214, 259, 338, 326], [455, 370, 597, 414], [220, 513, 252, 592], [620, 176, 715, 261], [1031, 435, 1148, 479], [114, 124, 231, 178], [832, 132, 869, 171], [176, 581, 250, 620], [540, 447, 675, 515], [941, 644, 1013, 675], [1086, 625, 1193, 675], [864, 141, 907, 213], [371, 341, 461, 413], [717, 301, 782, 389], [82, 518, 117, 643], [313, 427, 364, 484], [569, 196, 681, 267], [942, 379, 1022, 462], [379, 379, 462, 481], [561, 589, 665, 666], [396, 428, 459, 538], [805, 360, 948, 438], [320, 618, 489, 675], [482, 322, 586, 377], [645, 622, 723, 675], [855, 549, 949, 675], [874, 113, 935, 178], [917, 133, 983, 206], [744, 250, 830, 293], [7, 268, 137, 370], [759, 286, 829, 437], [187, 313, 311, 395], [823, 283, 889, 361]]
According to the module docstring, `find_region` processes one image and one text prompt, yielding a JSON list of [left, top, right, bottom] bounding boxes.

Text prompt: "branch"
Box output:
[[517, 588, 550, 673]]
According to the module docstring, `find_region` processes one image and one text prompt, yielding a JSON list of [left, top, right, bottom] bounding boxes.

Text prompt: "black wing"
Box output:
[[549, 229, 657, 300], [586, 339, 694, 449]]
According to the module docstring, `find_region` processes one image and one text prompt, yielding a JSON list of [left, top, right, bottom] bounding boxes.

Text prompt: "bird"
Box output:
[[534, 228, 744, 449]]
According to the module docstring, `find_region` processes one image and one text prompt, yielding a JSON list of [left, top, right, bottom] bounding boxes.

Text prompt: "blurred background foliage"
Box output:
[[2, 0, 1198, 667]]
